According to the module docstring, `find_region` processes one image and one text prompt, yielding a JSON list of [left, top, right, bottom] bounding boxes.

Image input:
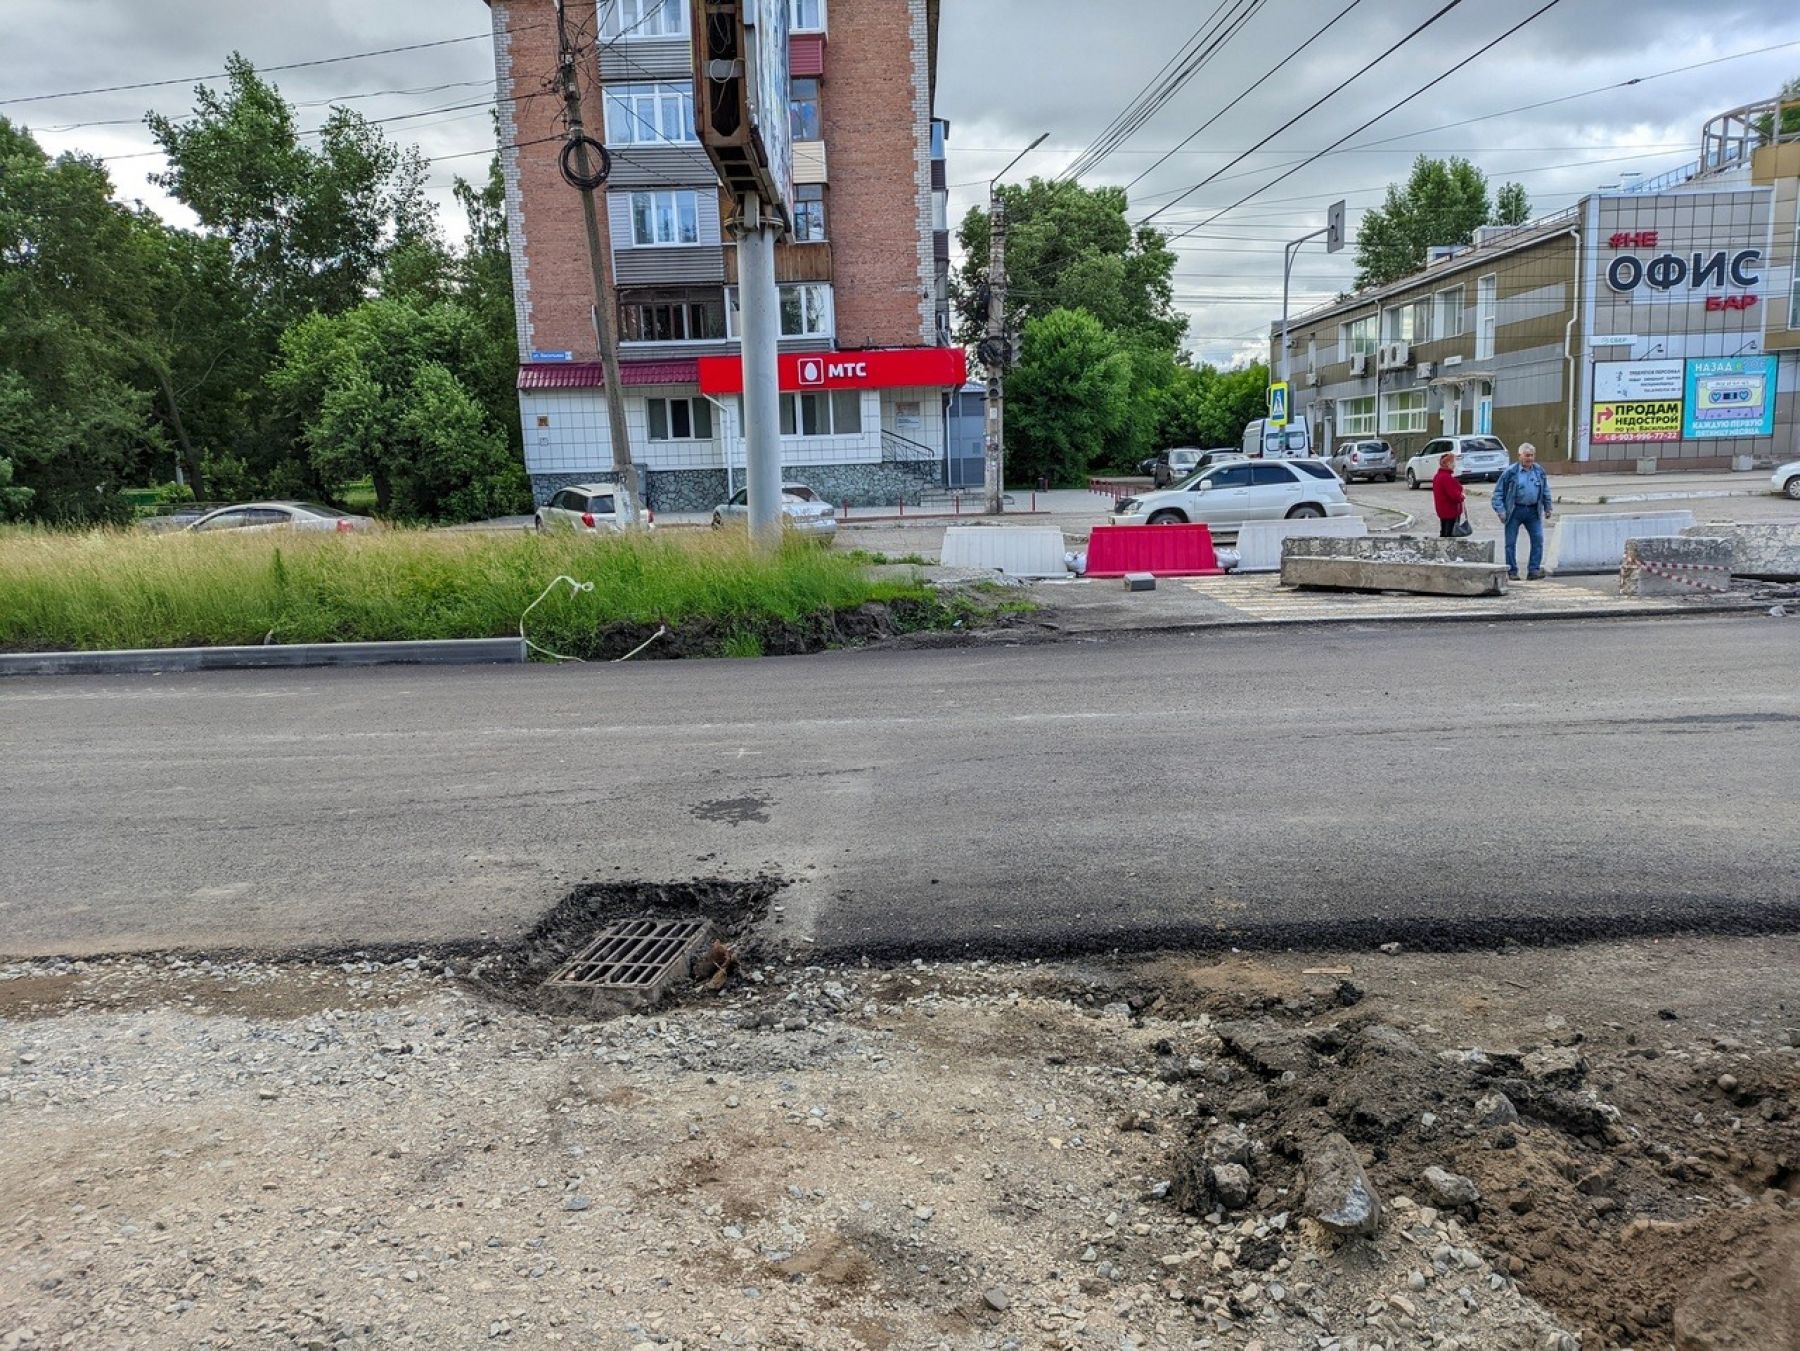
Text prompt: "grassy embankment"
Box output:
[[0, 526, 985, 659]]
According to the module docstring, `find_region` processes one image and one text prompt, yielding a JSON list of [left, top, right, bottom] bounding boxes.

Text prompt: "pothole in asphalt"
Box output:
[[465, 876, 782, 1016]]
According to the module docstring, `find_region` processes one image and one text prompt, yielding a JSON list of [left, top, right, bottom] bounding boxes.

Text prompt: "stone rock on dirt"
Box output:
[[1423, 1165, 1481, 1208], [1303, 1132, 1382, 1235], [1476, 1089, 1520, 1125], [1208, 1162, 1253, 1210], [1522, 1045, 1587, 1087]]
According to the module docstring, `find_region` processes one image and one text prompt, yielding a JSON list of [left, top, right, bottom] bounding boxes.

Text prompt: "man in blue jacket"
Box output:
[[1491, 442, 1553, 580]]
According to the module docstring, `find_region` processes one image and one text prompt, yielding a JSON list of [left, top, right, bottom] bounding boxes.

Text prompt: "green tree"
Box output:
[[0, 118, 165, 521], [270, 297, 527, 521], [952, 179, 1186, 350], [1752, 76, 1800, 143], [0, 454, 32, 520], [1494, 181, 1531, 226], [147, 55, 439, 322], [1154, 360, 1270, 450], [1004, 308, 1131, 487], [1353, 157, 1528, 289]]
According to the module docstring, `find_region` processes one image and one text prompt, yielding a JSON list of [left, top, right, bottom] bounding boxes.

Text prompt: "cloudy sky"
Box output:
[[6, 0, 1798, 367]]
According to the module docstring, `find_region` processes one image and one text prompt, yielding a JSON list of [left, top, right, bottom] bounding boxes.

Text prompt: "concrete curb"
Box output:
[[0, 637, 528, 678]]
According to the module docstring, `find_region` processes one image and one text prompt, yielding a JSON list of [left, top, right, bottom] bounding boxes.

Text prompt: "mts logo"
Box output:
[[797, 358, 868, 386]]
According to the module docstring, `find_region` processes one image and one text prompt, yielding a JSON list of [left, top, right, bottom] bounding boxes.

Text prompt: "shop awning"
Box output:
[[516, 359, 701, 390], [696, 347, 967, 395]]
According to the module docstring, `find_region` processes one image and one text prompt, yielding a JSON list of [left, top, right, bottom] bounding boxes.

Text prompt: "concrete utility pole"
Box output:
[[981, 132, 1047, 516], [737, 193, 784, 546], [1279, 199, 1346, 442], [554, 0, 642, 524], [982, 194, 1008, 514]]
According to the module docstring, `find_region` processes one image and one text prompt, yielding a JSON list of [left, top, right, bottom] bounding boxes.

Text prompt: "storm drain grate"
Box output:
[[546, 917, 714, 993]]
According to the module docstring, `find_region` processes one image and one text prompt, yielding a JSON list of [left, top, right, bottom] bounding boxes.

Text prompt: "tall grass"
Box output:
[[0, 525, 935, 657]]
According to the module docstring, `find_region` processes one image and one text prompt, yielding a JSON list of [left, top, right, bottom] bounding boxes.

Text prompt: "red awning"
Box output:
[[516, 359, 700, 390], [696, 347, 967, 395]]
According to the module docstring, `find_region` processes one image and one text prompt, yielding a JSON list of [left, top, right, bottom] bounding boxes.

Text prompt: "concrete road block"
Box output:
[[1282, 556, 1509, 596], [1279, 535, 1496, 566], [1123, 573, 1156, 592], [1233, 516, 1369, 572], [1547, 511, 1696, 572], [1679, 522, 1800, 580], [939, 526, 1068, 577], [1620, 536, 1733, 596]]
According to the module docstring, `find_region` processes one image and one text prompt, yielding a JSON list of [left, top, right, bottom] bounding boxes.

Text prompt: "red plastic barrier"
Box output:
[[1085, 523, 1224, 577]]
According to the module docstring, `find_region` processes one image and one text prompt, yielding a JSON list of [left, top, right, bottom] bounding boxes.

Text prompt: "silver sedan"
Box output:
[[711, 484, 838, 540], [185, 502, 374, 533]]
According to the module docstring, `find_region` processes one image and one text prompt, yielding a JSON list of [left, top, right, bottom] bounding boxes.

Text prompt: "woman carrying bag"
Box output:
[[1432, 452, 1470, 538]]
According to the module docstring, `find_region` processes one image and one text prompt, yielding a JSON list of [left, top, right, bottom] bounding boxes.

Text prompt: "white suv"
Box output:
[[534, 483, 653, 532], [1110, 459, 1353, 530], [1404, 436, 1510, 489]]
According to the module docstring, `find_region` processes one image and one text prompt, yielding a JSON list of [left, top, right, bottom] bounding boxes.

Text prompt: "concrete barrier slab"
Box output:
[[1233, 517, 1368, 572], [1280, 535, 1496, 566], [0, 637, 528, 678], [939, 526, 1068, 577], [1679, 522, 1800, 580], [1548, 511, 1696, 572], [1282, 556, 1509, 597], [1621, 537, 1734, 597]]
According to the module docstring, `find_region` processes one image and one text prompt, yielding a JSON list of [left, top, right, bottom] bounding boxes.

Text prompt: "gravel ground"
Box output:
[[3, 935, 1796, 1349]]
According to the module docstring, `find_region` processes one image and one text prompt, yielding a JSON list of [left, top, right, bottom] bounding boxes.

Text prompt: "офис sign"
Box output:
[[1604, 232, 1763, 310]]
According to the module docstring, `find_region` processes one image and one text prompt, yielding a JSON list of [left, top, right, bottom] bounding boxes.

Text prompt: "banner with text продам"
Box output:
[[1591, 399, 1683, 443]]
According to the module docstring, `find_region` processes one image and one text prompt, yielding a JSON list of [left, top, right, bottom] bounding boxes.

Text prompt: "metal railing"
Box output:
[[880, 429, 941, 464]]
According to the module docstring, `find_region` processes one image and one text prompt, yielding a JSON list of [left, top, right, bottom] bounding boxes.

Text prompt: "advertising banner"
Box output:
[[1593, 359, 1685, 403], [1683, 356, 1777, 439], [1592, 401, 1683, 442]]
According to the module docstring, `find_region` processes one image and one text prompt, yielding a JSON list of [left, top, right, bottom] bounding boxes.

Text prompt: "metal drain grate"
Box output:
[[546, 917, 713, 993]]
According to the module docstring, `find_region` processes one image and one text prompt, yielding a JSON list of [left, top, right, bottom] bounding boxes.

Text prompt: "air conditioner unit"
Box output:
[[1377, 341, 1412, 371], [1302, 371, 1319, 387], [1349, 352, 1369, 376], [1415, 361, 1435, 379]]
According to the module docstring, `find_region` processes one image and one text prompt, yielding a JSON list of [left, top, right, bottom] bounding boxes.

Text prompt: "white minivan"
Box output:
[[1243, 418, 1312, 460]]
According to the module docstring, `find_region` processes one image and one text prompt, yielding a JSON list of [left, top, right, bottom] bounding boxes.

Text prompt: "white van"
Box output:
[[1242, 418, 1311, 460]]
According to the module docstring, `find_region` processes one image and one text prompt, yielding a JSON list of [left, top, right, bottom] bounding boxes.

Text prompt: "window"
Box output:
[[1291, 460, 1337, 481], [585, 493, 617, 516], [727, 283, 833, 338], [607, 0, 684, 37], [1791, 215, 1800, 329], [790, 77, 821, 141], [1435, 286, 1465, 339], [1341, 315, 1377, 358], [1381, 389, 1429, 434], [1203, 464, 1256, 489], [629, 191, 700, 246], [780, 389, 862, 437], [790, 0, 825, 30], [605, 83, 696, 145], [1383, 299, 1430, 344], [1475, 273, 1497, 360], [620, 288, 727, 342], [792, 184, 826, 242], [1251, 464, 1297, 487], [1339, 396, 1377, 435], [647, 397, 714, 440]]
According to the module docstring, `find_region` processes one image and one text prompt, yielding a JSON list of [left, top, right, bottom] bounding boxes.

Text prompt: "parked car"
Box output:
[[712, 483, 837, 540], [1773, 459, 1800, 500], [1403, 435, 1511, 489], [1109, 459, 1353, 530], [185, 501, 373, 533], [1242, 418, 1312, 459], [1142, 447, 1207, 487], [535, 484, 654, 532], [1328, 439, 1397, 483]]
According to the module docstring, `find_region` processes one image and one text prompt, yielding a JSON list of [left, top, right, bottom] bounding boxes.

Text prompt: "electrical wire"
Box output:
[[1140, 0, 1468, 227]]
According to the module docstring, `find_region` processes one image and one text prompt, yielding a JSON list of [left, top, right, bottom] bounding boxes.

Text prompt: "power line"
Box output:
[[1126, 0, 1365, 194], [1139, 0, 1469, 228]]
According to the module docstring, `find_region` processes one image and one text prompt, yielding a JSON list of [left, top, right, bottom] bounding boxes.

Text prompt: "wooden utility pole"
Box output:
[[553, 0, 642, 523]]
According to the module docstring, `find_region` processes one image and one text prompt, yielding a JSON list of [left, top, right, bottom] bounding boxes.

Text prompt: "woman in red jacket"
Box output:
[[1432, 453, 1466, 538]]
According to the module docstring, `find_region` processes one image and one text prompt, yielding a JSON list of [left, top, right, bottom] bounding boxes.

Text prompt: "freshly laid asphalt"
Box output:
[[3, 615, 1797, 961]]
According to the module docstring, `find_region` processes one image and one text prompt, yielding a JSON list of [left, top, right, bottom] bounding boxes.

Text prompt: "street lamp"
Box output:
[[982, 132, 1048, 514]]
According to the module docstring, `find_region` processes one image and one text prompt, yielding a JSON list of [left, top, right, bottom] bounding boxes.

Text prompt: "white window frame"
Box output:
[[1382, 299, 1430, 345], [1435, 286, 1465, 340], [1339, 396, 1377, 436], [726, 283, 834, 339], [1475, 273, 1497, 361], [780, 389, 863, 438], [606, 0, 686, 38], [629, 190, 701, 247], [790, 0, 827, 33], [646, 396, 714, 441], [1341, 314, 1377, 358], [792, 184, 827, 243], [620, 288, 728, 343], [604, 83, 697, 146], [1380, 389, 1428, 435]]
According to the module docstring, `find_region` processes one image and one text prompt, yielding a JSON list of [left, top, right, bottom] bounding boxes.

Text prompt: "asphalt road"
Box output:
[[3, 616, 1798, 961]]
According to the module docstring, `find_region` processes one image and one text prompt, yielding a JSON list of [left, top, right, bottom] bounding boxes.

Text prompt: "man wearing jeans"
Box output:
[[1491, 442, 1553, 580]]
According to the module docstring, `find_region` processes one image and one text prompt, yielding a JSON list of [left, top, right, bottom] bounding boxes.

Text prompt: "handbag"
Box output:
[[1452, 512, 1473, 538]]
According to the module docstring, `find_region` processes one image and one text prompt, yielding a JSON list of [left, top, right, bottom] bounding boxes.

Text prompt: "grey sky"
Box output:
[[6, 0, 1798, 367]]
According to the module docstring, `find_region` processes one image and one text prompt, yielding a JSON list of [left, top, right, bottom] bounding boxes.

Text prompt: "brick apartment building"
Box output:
[[1271, 98, 1799, 474], [482, 0, 965, 510]]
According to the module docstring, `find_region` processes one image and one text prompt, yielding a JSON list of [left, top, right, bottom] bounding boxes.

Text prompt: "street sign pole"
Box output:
[[1278, 200, 1346, 436]]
